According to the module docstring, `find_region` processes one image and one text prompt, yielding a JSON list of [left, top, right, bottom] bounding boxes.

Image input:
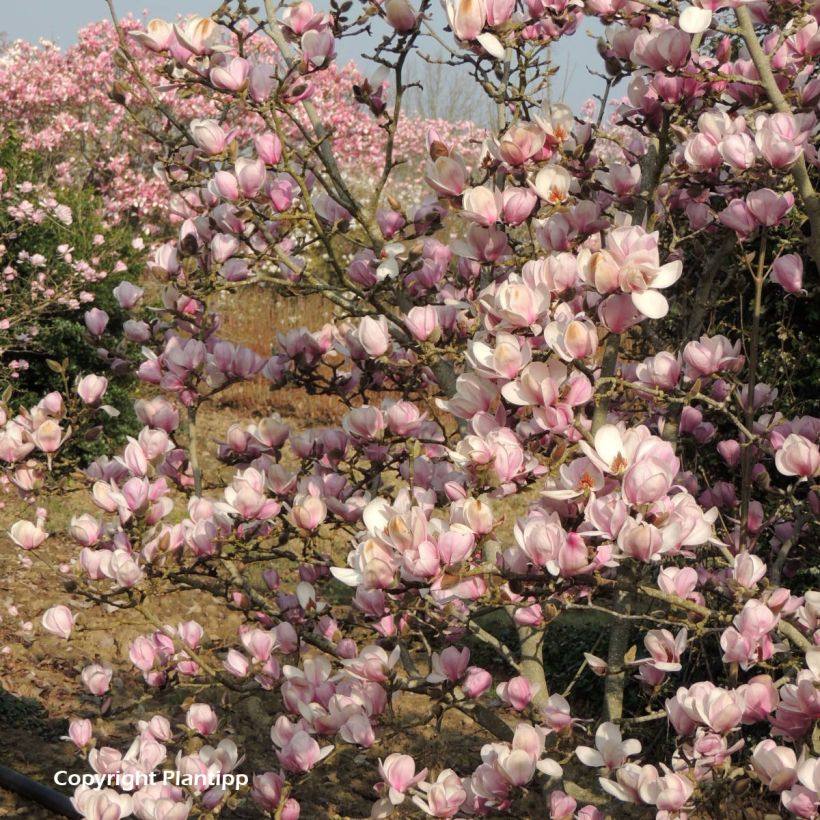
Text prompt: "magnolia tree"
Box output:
[[0, 20, 477, 229], [3, 0, 820, 817]]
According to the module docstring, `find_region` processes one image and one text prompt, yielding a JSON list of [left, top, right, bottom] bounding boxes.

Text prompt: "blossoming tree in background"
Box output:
[[2, 0, 820, 817]]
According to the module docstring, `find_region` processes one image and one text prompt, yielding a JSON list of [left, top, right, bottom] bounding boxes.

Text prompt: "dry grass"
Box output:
[[214, 287, 345, 424]]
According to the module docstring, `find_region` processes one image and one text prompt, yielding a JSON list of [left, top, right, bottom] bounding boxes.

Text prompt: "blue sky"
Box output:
[[0, 1, 611, 112]]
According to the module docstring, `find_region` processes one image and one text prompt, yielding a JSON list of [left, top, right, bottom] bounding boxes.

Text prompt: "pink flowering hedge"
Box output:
[[2, 1, 820, 819]]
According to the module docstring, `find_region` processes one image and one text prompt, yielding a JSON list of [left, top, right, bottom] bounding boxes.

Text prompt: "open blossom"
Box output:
[[533, 165, 571, 204], [750, 740, 798, 792], [276, 729, 333, 773], [682, 334, 744, 379], [754, 113, 810, 168], [378, 753, 428, 805], [633, 628, 688, 684], [33, 419, 67, 453], [635, 351, 680, 389], [428, 646, 471, 683], [544, 316, 598, 361], [462, 185, 502, 226], [577, 225, 682, 319], [412, 769, 467, 817], [425, 154, 469, 197], [774, 434, 820, 479], [445, 0, 486, 40], [576, 722, 642, 770], [497, 124, 544, 166], [746, 188, 795, 226]]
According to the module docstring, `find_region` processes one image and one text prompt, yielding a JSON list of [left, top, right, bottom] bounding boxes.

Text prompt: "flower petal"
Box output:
[[679, 6, 712, 33], [631, 289, 669, 319], [477, 31, 505, 58], [576, 746, 605, 767]]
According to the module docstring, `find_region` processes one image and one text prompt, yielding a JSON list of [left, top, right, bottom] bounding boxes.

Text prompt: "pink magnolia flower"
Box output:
[[405, 305, 440, 342], [684, 132, 722, 171], [634, 628, 688, 678], [640, 767, 694, 812], [541, 694, 577, 734], [291, 495, 328, 531], [425, 155, 469, 197], [186, 703, 218, 735], [497, 676, 536, 711], [251, 772, 286, 813], [445, 0, 486, 40], [719, 133, 758, 170], [428, 646, 471, 683], [462, 185, 502, 226], [462, 666, 493, 698], [210, 56, 251, 92], [733, 553, 767, 588], [77, 374, 109, 405], [597, 162, 641, 195], [412, 769, 467, 817], [599, 762, 660, 804], [84, 307, 109, 336], [576, 722, 642, 770], [533, 165, 571, 204], [42, 605, 75, 639], [129, 19, 176, 51], [548, 790, 577, 820], [719, 199, 757, 238], [33, 419, 67, 453], [9, 519, 49, 550], [255, 132, 283, 165], [781, 782, 819, 819], [235, 157, 267, 198], [501, 187, 537, 225], [276, 729, 332, 773], [81, 663, 113, 696], [770, 254, 804, 294], [622, 441, 679, 505], [754, 112, 808, 168], [190, 119, 228, 155], [578, 225, 682, 319], [774, 434, 820, 479], [112, 281, 144, 309], [676, 683, 743, 734], [174, 15, 218, 55], [356, 316, 391, 357], [497, 124, 544, 166], [63, 718, 93, 748], [129, 635, 159, 672], [385, 0, 419, 31], [630, 27, 691, 70], [746, 188, 795, 226], [223, 649, 250, 678], [543, 316, 598, 361], [682, 334, 744, 379], [72, 788, 133, 820], [378, 753, 428, 805], [750, 739, 797, 792], [635, 351, 681, 390]]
